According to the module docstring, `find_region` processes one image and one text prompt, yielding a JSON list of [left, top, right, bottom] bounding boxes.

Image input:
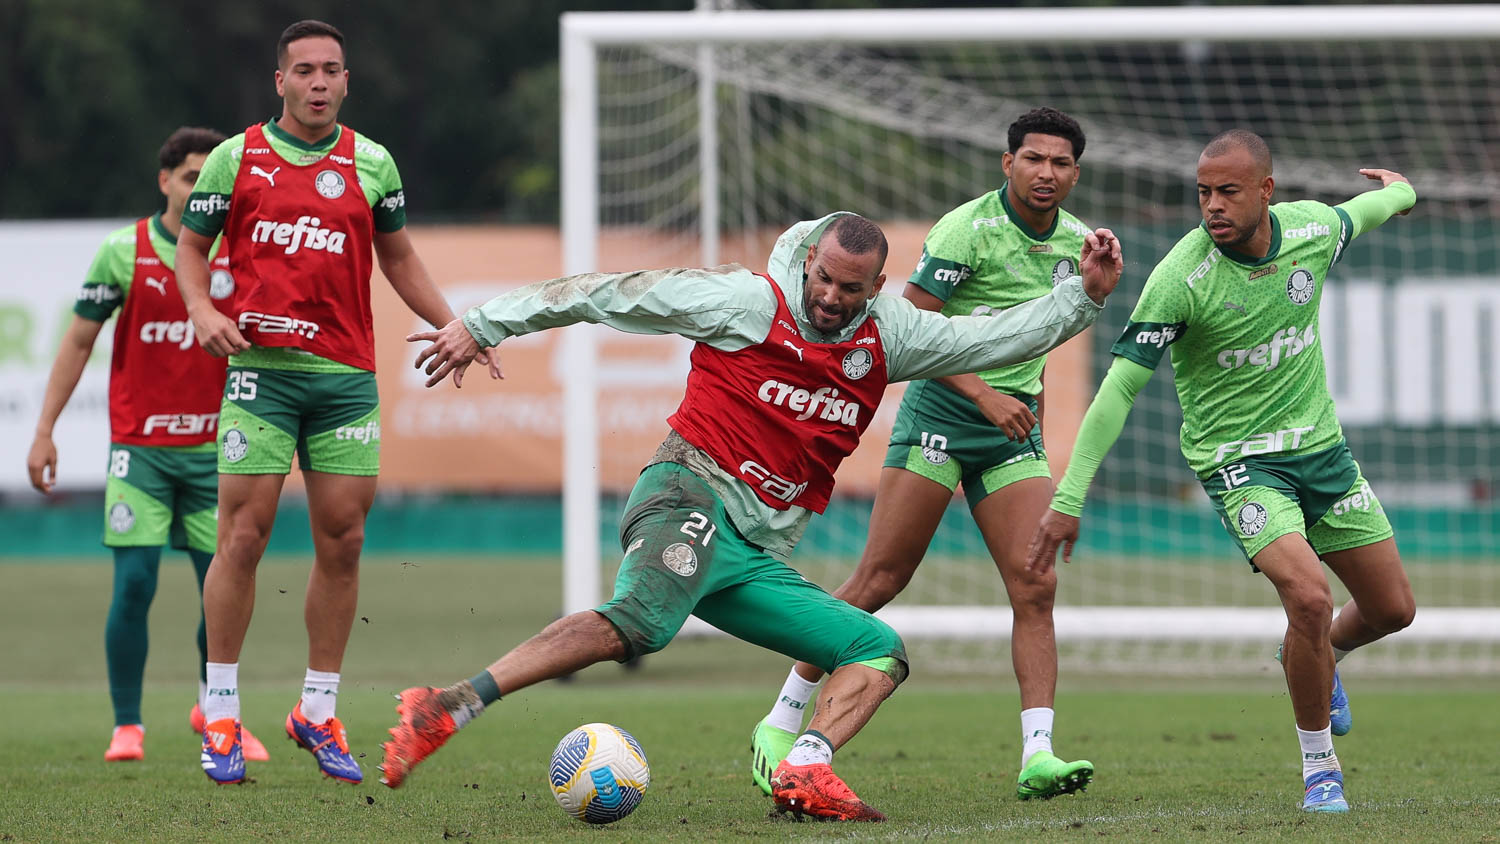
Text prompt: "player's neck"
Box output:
[[159, 209, 183, 240], [275, 112, 339, 146], [1238, 213, 1275, 258]]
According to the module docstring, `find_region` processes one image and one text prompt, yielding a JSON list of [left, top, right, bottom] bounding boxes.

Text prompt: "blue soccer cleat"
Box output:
[[1301, 770, 1349, 813], [1329, 669, 1352, 736], [201, 717, 246, 784], [286, 702, 363, 783]]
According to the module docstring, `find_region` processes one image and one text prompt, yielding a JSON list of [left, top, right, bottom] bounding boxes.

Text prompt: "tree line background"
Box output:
[[2, 0, 1483, 223]]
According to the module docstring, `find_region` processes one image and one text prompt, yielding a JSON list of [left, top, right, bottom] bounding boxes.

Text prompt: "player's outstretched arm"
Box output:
[[376, 228, 502, 383], [1337, 170, 1416, 242], [409, 318, 483, 389], [26, 315, 105, 494], [178, 228, 249, 357]]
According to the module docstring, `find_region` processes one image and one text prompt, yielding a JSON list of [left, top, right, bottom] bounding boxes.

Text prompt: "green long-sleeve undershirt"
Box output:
[[1049, 180, 1415, 517]]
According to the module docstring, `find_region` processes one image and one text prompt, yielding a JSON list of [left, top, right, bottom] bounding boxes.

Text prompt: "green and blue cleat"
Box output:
[[1329, 670, 1352, 736], [1016, 751, 1093, 800], [750, 718, 798, 797], [1301, 770, 1349, 813], [1275, 645, 1352, 735]]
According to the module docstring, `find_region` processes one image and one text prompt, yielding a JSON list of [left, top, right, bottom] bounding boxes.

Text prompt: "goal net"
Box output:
[[560, 4, 1500, 676]]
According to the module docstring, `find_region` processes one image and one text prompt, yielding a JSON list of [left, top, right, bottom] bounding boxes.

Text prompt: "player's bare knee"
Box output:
[[1007, 569, 1057, 618], [1366, 595, 1416, 634], [839, 563, 915, 610], [1282, 586, 1334, 634]]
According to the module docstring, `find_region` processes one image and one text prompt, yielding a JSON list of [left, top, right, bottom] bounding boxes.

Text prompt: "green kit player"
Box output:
[[1027, 130, 1417, 814], [750, 107, 1095, 801], [25, 127, 268, 764]]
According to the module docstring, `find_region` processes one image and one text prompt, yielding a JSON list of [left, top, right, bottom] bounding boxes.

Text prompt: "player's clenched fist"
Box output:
[[1080, 227, 1123, 305], [189, 306, 250, 358]]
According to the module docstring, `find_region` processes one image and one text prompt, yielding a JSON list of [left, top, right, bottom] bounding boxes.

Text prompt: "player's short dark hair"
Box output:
[[1008, 107, 1085, 160], [821, 214, 889, 265], [1203, 129, 1273, 176], [277, 20, 346, 68], [158, 126, 226, 171]]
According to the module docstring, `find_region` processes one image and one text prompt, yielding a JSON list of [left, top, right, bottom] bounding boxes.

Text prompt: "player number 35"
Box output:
[[226, 371, 259, 401]]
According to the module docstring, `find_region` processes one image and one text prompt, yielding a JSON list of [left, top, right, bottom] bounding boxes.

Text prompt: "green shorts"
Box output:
[[885, 380, 1050, 510], [598, 462, 907, 677], [103, 443, 218, 552], [1200, 441, 1393, 565], [218, 365, 380, 476]]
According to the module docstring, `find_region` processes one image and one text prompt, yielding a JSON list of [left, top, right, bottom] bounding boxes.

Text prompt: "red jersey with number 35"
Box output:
[[668, 275, 888, 513], [224, 123, 375, 370], [110, 217, 233, 446]]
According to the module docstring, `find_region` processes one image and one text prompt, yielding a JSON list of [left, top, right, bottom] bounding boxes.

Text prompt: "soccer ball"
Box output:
[[548, 723, 650, 824]]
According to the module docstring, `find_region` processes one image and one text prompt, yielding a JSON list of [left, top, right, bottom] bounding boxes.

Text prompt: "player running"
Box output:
[[1027, 130, 1417, 814], [749, 107, 1096, 802], [26, 126, 269, 764], [379, 212, 1123, 821], [176, 20, 495, 785]]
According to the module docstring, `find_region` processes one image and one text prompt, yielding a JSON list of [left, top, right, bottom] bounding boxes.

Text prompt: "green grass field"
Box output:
[[2, 555, 1497, 842]]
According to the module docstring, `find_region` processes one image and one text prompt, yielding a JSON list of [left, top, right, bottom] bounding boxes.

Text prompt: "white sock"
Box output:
[[301, 669, 340, 723], [198, 680, 208, 712], [783, 730, 834, 766], [766, 669, 819, 733], [204, 662, 239, 722], [1297, 725, 1340, 779], [1020, 707, 1055, 766], [1333, 646, 1351, 663]]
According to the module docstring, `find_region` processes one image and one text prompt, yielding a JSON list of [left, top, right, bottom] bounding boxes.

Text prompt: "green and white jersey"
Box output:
[[1111, 200, 1355, 477], [909, 186, 1089, 395]]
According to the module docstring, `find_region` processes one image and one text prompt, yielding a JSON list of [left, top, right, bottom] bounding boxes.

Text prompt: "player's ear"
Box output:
[[1262, 175, 1275, 202], [275, 69, 285, 97], [158, 169, 171, 198], [870, 272, 887, 296], [1001, 151, 1014, 178]]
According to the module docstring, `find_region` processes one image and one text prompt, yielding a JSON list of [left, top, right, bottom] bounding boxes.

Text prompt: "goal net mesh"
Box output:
[[583, 6, 1500, 676]]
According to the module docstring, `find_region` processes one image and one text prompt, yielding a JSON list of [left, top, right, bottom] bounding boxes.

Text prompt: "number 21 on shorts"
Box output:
[[680, 511, 717, 545]]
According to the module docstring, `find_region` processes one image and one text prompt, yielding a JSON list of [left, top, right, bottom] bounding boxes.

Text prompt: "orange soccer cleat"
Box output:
[[105, 724, 146, 762], [769, 760, 886, 822], [190, 703, 269, 761], [379, 687, 457, 788]]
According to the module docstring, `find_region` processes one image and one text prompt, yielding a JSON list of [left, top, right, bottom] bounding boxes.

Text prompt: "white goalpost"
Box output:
[[559, 4, 1500, 675]]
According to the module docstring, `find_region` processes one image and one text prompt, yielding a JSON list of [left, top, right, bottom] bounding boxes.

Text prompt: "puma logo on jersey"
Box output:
[[782, 340, 804, 361], [250, 165, 281, 186], [1224, 301, 1246, 313], [250, 216, 347, 255], [145, 277, 167, 295]]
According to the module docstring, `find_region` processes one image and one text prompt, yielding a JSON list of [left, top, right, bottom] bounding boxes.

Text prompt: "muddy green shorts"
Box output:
[[885, 380, 1050, 510], [218, 365, 380, 476], [103, 443, 218, 552], [598, 462, 907, 676], [1199, 441, 1393, 565]]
